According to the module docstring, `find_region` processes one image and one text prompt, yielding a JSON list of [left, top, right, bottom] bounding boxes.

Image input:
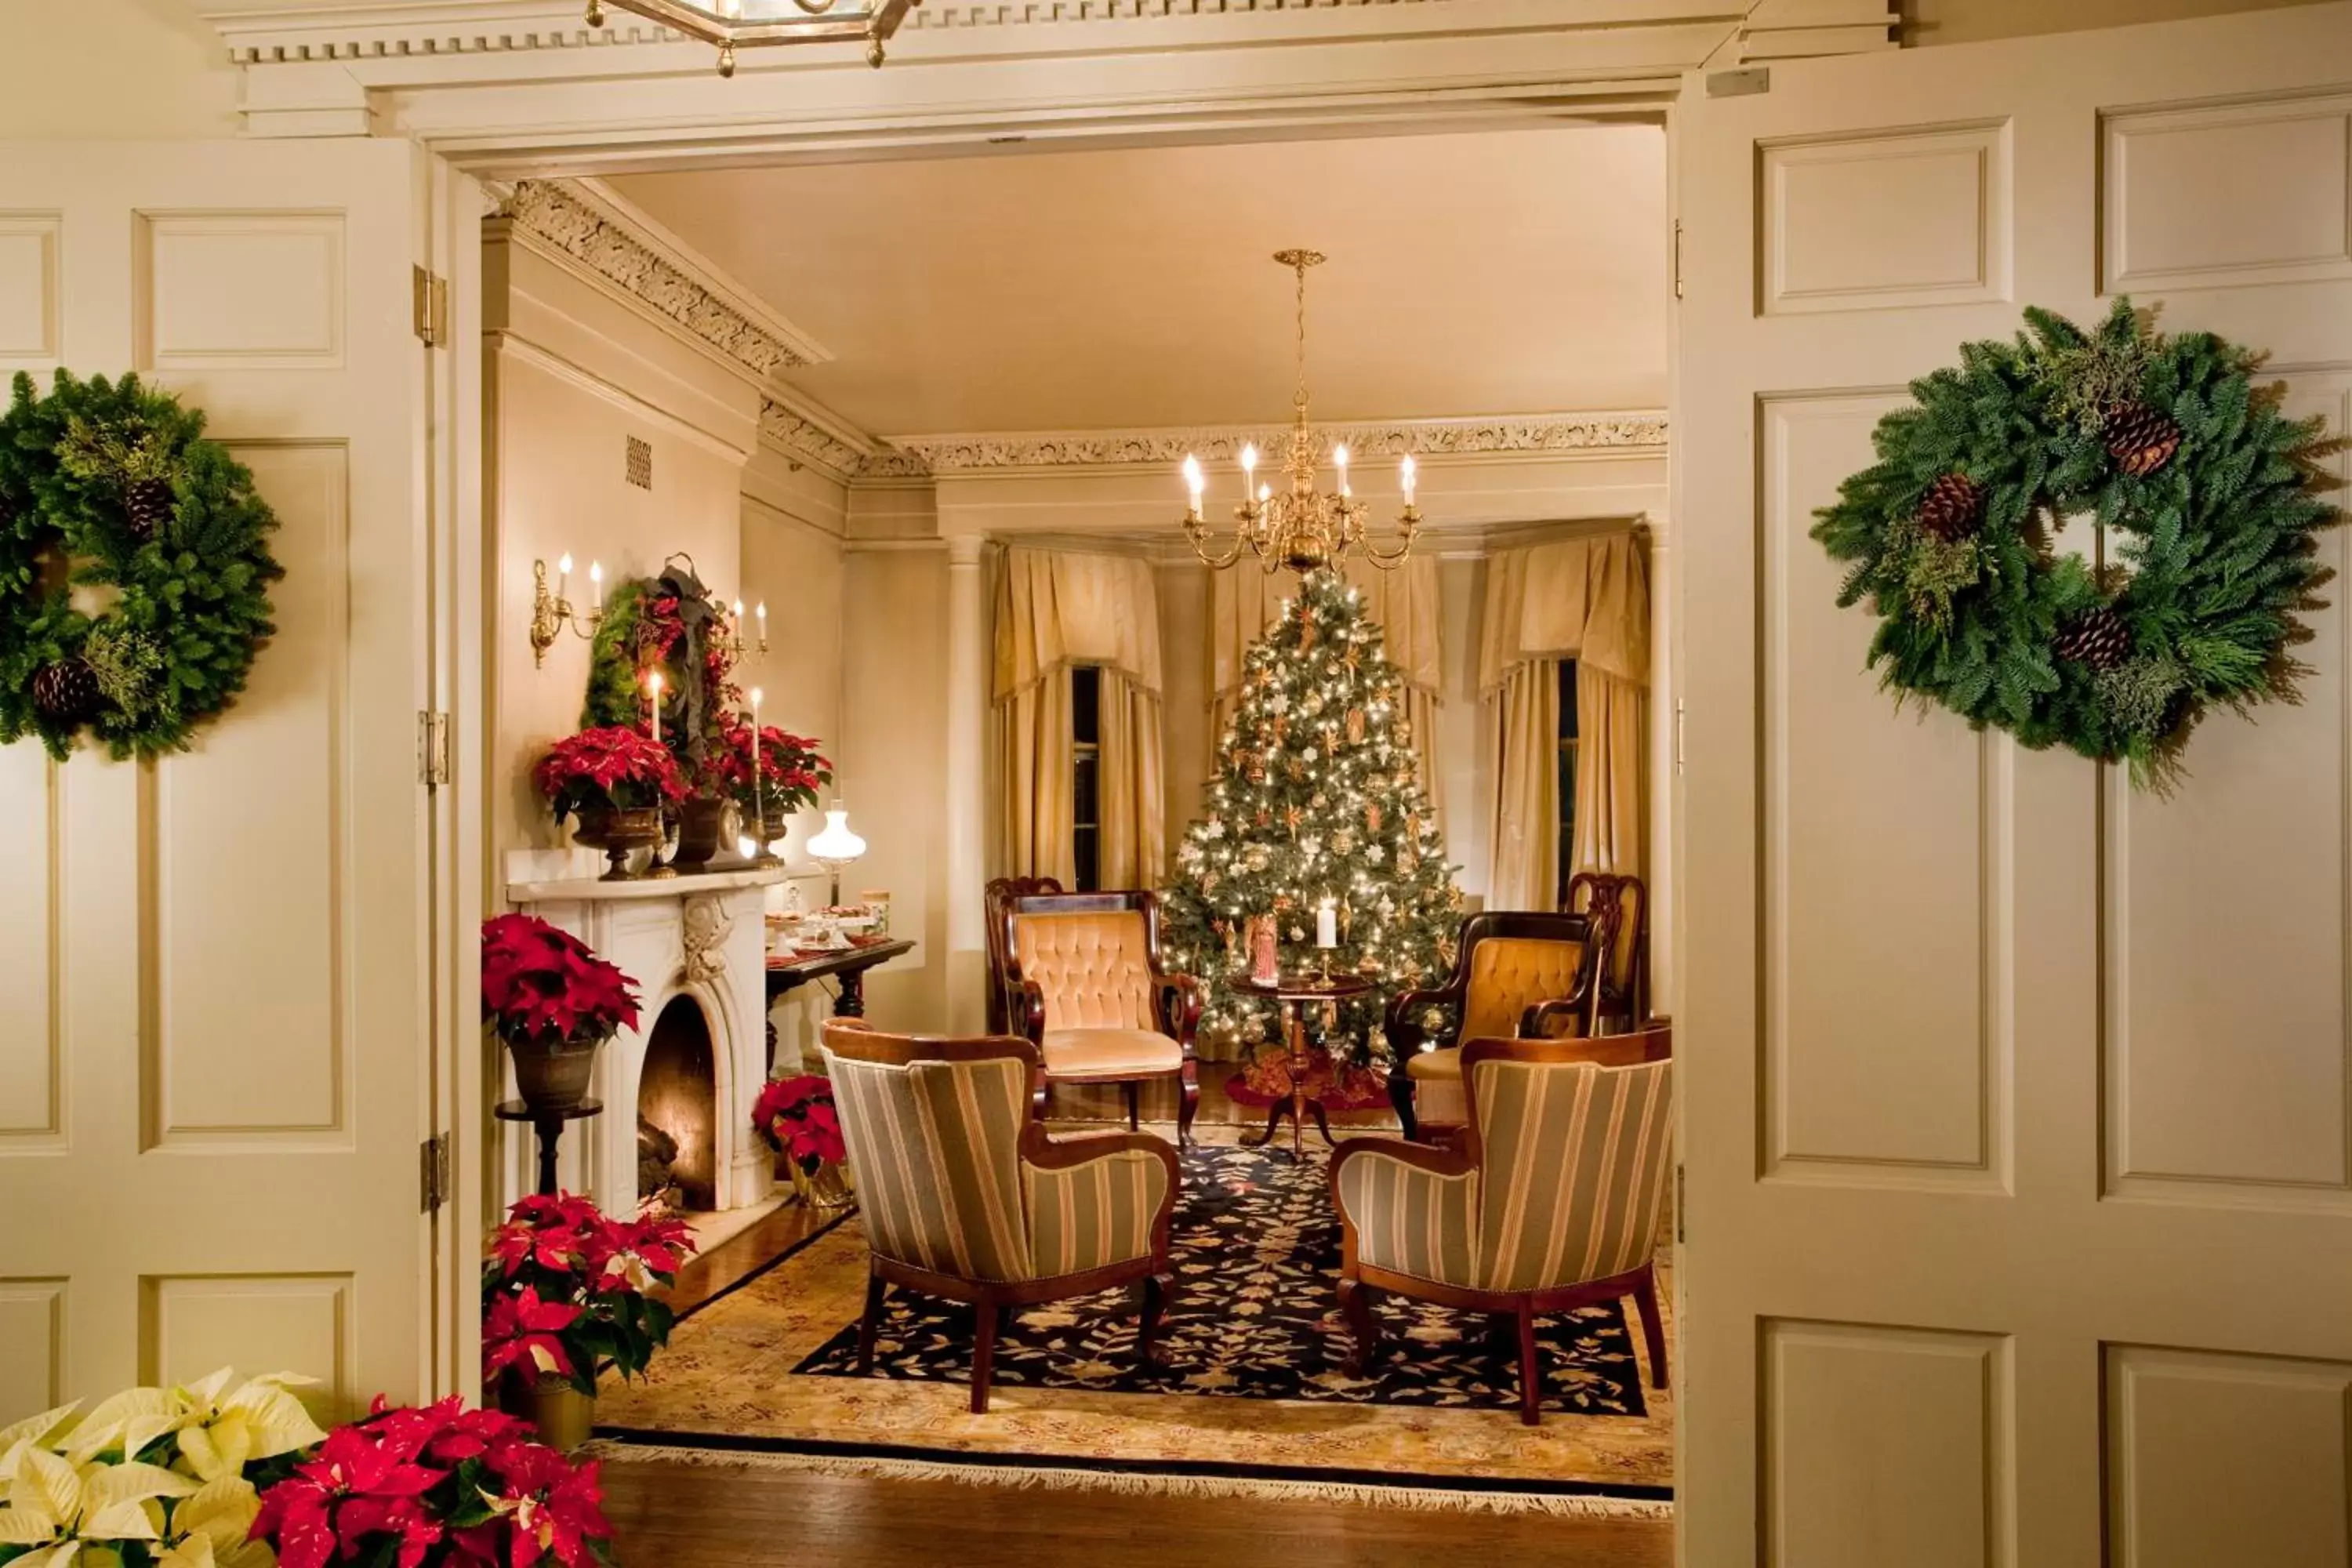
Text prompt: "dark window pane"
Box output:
[[1072, 664, 1102, 745], [1073, 826, 1101, 894], [1558, 658, 1579, 740], [1073, 752, 1099, 827]]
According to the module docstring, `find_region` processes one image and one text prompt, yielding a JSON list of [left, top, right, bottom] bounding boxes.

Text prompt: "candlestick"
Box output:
[[1316, 898, 1338, 949], [750, 686, 765, 860], [755, 601, 768, 654], [647, 670, 663, 747], [557, 553, 572, 602]]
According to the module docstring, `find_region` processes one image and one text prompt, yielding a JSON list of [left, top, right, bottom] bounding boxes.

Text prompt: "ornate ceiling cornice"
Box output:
[[851, 414, 1668, 479], [489, 179, 827, 381], [758, 400, 875, 483]]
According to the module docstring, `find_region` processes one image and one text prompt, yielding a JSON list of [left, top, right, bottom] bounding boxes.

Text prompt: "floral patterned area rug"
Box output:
[[595, 1133, 1675, 1511], [796, 1144, 1647, 1417]]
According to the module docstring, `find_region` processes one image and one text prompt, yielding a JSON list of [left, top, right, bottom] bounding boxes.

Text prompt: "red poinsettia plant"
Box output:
[[483, 1192, 696, 1395], [716, 719, 833, 822], [751, 1075, 847, 1176], [248, 1396, 614, 1568], [481, 914, 642, 1050], [532, 725, 688, 819]]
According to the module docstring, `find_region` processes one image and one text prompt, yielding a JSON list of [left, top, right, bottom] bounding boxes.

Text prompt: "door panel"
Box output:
[[0, 141, 441, 1419], [1675, 6, 2352, 1562]]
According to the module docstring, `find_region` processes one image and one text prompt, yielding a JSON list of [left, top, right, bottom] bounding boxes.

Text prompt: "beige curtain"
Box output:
[[1481, 532, 1650, 907], [993, 547, 1167, 887], [1208, 555, 1446, 813], [1095, 666, 1166, 887], [1487, 660, 1562, 911]]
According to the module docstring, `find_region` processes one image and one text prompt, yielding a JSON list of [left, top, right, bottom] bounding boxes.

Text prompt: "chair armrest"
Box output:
[[1012, 978, 1047, 1046], [1384, 985, 1461, 1055], [1152, 972, 1202, 1052], [1019, 1124, 1181, 1267], [1328, 1136, 1479, 1287]]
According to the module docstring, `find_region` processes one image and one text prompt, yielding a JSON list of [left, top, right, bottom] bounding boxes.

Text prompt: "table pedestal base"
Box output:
[[1241, 999, 1337, 1163]]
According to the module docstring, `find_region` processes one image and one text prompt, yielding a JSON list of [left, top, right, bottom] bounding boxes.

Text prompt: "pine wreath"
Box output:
[[0, 370, 283, 760], [1812, 299, 2339, 783]]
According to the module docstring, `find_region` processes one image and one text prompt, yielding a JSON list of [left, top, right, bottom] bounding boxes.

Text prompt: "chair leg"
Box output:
[[971, 1301, 1000, 1415], [1176, 1064, 1200, 1147], [1517, 1301, 1543, 1426], [1388, 1063, 1418, 1142], [856, 1267, 886, 1375], [1338, 1277, 1384, 1375], [1632, 1267, 1669, 1390], [1123, 1080, 1140, 1132], [1139, 1272, 1174, 1367]]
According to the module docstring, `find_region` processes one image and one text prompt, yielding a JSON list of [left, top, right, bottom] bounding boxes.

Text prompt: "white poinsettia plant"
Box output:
[[0, 1369, 326, 1568]]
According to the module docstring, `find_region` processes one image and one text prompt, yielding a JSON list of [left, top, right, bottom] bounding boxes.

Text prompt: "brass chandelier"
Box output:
[[1181, 249, 1421, 575], [585, 0, 919, 75]]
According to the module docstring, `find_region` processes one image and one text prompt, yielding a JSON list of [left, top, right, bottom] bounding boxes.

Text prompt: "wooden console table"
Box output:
[[764, 938, 916, 1066]]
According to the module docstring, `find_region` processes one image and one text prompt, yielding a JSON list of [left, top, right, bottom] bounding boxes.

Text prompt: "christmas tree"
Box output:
[[1160, 568, 1462, 1072]]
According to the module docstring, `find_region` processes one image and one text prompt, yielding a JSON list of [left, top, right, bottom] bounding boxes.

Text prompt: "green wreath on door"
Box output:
[[0, 370, 283, 760], [1812, 300, 2339, 785]]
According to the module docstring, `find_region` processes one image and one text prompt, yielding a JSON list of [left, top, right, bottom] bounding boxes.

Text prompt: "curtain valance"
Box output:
[[1477, 533, 1650, 692], [993, 546, 1164, 701]]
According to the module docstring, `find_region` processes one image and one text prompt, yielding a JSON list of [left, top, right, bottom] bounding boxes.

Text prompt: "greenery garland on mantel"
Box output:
[[1813, 300, 2339, 784], [0, 370, 283, 761]]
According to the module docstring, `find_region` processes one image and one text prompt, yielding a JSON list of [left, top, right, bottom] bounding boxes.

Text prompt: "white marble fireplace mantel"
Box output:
[[503, 850, 790, 1218]]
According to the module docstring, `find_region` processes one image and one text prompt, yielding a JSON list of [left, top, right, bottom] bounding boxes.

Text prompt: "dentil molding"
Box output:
[[490, 179, 829, 381]]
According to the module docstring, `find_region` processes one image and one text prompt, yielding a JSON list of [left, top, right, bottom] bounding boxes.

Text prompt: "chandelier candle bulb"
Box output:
[[1184, 454, 1205, 517], [1334, 444, 1351, 497], [1400, 456, 1418, 508], [1241, 443, 1259, 506], [557, 553, 573, 601]]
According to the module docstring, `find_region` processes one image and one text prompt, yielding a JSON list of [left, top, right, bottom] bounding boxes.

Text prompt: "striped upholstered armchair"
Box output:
[[821, 1018, 1180, 1414], [1330, 1027, 1673, 1425]]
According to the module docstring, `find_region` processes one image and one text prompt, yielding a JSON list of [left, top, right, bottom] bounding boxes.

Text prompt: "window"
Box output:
[[1556, 659, 1579, 906], [1072, 664, 1102, 892]]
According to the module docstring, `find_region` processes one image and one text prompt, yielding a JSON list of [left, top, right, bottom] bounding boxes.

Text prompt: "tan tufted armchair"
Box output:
[[1567, 872, 1649, 1036], [1003, 890, 1200, 1145], [1385, 909, 1612, 1142], [983, 875, 1064, 1033]]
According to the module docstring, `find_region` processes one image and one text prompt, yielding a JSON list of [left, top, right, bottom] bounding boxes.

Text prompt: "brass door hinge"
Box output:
[[1675, 1163, 1686, 1245], [418, 710, 451, 789], [1672, 220, 1685, 300], [420, 1132, 452, 1214], [412, 265, 449, 348]]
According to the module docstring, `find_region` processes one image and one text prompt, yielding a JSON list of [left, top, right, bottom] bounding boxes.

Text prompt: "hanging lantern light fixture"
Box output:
[[585, 0, 920, 77]]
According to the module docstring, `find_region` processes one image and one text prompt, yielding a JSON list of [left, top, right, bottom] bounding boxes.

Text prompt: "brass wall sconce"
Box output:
[[530, 554, 605, 667]]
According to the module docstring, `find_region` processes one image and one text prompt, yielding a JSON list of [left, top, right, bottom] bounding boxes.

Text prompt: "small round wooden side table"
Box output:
[[1230, 970, 1379, 1163], [494, 1098, 604, 1197]]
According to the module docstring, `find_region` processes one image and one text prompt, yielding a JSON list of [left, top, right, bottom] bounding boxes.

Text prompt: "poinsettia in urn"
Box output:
[[753, 1074, 852, 1207], [482, 913, 643, 1115], [534, 724, 689, 880], [716, 717, 832, 856], [481, 1191, 696, 1450]]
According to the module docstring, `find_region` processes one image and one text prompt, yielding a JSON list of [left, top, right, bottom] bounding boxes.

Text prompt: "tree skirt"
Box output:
[[596, 1135, 1675, 1505], [1222, 1051, 1392, 1112], [797, 1144, 1645, 1416]]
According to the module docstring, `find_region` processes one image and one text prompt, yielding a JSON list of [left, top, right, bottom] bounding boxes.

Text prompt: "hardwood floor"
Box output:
[[597, 1457, 1675, 1567]]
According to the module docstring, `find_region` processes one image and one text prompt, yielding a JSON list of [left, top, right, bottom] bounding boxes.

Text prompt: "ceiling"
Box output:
[[607, 125, 1669, 438]]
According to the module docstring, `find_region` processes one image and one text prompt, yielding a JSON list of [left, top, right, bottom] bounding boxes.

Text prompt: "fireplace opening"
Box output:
[[637, 995, 718, 1212]]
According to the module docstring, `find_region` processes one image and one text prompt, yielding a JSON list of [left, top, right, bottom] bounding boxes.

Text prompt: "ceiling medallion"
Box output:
[[585, 0, 919, 76], [1181, 249, 1422, 575]]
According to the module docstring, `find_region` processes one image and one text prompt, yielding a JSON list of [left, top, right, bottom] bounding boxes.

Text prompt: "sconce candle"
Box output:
[[646, 670, 664, 747]]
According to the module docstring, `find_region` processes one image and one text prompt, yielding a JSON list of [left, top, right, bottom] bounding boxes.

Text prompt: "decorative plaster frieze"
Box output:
[[758, 400, 873, 482], [854, 414, 1668, 478], [491, 179, 825, 381]]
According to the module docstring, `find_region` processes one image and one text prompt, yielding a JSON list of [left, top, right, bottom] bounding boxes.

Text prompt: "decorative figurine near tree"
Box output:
[[1160, 568, 1462, 1090], [1813, 299, 2340, 785]]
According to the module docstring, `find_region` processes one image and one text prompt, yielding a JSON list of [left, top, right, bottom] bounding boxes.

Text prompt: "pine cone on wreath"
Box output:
[[123, 477, 175, 543], [1915, 472, 1986, 541], [31, 657, 103, 725], [2054, 605, 2132, 671], [2103, 401, 2183, 477]]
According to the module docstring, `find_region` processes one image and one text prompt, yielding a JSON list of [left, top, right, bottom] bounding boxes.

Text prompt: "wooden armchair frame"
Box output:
[[825, 1022, 1181, 1414], [1566, 871, 1650, 1035], [983, 875, 1064, 1034], [1331, 1027, 1673, 1425], [1382, 909, 1613, 1140], [1003, 888, 1202, 1144]]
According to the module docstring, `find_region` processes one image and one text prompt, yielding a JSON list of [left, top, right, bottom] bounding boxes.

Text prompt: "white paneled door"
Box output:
[[1676, 5, 2352, 1563], [0, 141, 467, 1421]]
